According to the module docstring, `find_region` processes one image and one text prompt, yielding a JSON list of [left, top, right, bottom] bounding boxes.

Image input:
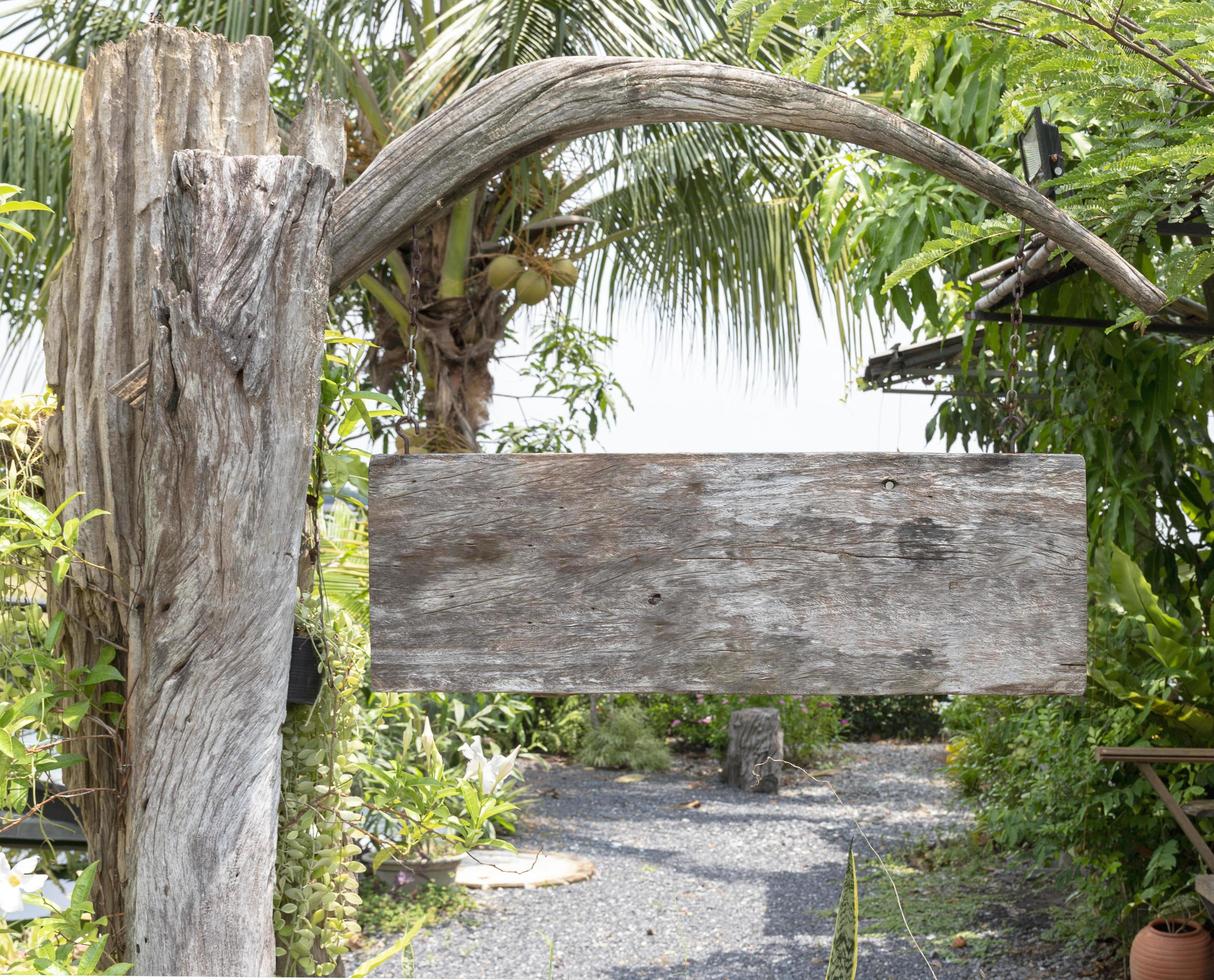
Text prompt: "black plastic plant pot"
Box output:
[[287, 634, 322, 705]]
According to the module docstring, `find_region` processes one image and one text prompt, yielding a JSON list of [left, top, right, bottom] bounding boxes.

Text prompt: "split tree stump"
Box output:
[[42, 26, 342, 975], [723, 708, 783, 794]]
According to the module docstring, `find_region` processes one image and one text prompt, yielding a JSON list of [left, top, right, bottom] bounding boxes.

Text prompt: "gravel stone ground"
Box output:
[[359, 742, 1099, 978]]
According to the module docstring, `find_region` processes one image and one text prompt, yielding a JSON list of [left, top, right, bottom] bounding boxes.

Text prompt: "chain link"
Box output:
[[998, 220, 1028, 452], [398, 226, 422, 454]]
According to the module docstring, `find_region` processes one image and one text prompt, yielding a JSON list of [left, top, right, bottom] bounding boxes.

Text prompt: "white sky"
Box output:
[[489, 301, 946, 454], [3, 304, 946, 453]]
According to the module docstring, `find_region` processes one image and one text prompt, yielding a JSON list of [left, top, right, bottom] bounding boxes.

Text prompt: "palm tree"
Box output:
[[0, 0, 843, 443]]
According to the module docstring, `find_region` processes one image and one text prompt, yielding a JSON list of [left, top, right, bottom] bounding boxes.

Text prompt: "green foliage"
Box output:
[[576, 704, 671, 772], [732, 0, 1214, 944], [0, 403, 114, 809], [0, 56, 77, 339], [275, 605, 368, 977], [943, 550, 1214, 935], [645, 694, 840, 764], [937, 327, 1214, 614], [856, 834, 1057, 963], [0, 394, 123, 973], [733, 0, 1214, 335], [504, 695, 588, 756], [356, 694, 522, 863], [492, 318, 630, 453], [835, 696, 943, 742], [0, 861, 128, 975], [825, 845, 858, 980], [356, 880, 472, 939], [3, 0, 838, 391]]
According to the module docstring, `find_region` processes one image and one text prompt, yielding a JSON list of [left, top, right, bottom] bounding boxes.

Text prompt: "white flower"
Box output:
[[0, 854, 46, 914], [459, 736, 521, 795], [419, 716, 436, 758]]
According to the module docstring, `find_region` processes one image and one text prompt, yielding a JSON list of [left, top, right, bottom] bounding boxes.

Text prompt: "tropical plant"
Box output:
[[726, 0, 1214, 937], [825, 845, 859, 980], [0, 52, 78, 343], [491, 316, 630, 454], [733, 0, 1214, 338], [576, 702, 671, 772], [0, 0, 835, 438], [944, 547, 1214, 935], [0, 860, 127, 975], [834, 696, 943, 742]]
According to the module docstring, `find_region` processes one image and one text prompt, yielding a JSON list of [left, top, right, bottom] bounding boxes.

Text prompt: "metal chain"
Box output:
[[399, 226, 422, 454], [999, 220, 1028, 452]]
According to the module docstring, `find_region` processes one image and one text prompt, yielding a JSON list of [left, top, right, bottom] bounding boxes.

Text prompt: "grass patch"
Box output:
[[855, 833, 1085, 964], [357, 880, 476, 938]]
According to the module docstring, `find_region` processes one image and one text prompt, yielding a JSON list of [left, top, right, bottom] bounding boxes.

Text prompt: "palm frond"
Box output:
[[0, 49, 81, 354], [375, 0, 843, 379], [316, 503, 369, 627]]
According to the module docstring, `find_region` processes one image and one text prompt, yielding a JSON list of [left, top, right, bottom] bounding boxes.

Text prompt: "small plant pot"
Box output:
[[1130, 918, 1214, 980], [374, 854, 462, 894]]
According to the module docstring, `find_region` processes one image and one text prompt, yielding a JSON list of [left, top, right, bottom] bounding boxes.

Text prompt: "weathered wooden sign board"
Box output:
[[369, 452, 1087, 695]]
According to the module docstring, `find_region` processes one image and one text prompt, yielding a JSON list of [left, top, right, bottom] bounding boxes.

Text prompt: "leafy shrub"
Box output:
[[645, 694, 840, 764], [577, 704, 670, 772], [0, 861, 126, 974], [943, 548, 1214, 940], [835, 696, 943, 741], [517, 695, 587, 754]]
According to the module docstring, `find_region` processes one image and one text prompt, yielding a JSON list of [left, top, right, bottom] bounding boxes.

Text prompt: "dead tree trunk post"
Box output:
[[723, 708, 783, 793], [124, 150, 335, 974], [42, 25, 281, 946], [42, 27, 339, 974]]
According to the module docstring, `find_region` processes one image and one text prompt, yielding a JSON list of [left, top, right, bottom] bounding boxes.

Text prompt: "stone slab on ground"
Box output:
[[457, 850, 595, 890]]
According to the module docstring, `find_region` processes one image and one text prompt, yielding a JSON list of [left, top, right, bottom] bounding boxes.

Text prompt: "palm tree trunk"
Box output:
[[365, 210, 505, 451]]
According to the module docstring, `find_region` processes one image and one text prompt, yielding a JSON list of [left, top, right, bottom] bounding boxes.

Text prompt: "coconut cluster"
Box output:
[[486, 253, 579, 305]]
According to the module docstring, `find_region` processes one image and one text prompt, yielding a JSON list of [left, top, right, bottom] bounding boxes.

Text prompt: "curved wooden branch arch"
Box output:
[[331, 57, 1166, 314]]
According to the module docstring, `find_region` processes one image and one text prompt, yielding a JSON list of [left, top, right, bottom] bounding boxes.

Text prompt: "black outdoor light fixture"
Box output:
[[1019, 107, 1064, 197]]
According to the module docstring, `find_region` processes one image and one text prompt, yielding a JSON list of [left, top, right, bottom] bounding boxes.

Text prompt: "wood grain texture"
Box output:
[[723, 708, 783, 793], [370, 453, 1088, 695], [39, 25, 280, 948], [122, 150, 334, 976], [331, 57, 1166, 314]]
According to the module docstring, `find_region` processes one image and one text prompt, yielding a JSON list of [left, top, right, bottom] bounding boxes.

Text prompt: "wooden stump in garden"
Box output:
[[723, 708, 783, 794]]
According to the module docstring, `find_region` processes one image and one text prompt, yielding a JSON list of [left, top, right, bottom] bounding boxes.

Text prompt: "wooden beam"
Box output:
[[1133, 763, 1214, 874], [329, 58, 1167, 315], [369, 453, 1087, 695], [1096, 747, 1214, 764]]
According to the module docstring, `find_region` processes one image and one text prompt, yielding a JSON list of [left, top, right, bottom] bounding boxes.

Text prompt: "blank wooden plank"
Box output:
[[369, 453, 1087, 695]]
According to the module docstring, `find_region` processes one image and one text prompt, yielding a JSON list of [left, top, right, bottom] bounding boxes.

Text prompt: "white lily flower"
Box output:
[[459, 737, 522, 795], [419, 716, 436, 758], [0, 853, 46, 915]]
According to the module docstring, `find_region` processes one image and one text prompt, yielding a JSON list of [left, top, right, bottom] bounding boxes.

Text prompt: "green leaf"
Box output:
[[825, 845, 859, 980], [83, 663, 124, 687]]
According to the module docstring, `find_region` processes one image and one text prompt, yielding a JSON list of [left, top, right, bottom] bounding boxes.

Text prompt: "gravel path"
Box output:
[[360, 741, 1022, 978]]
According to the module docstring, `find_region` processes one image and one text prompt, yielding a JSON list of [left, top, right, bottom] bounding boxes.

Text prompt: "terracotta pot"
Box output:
[[1130, 918, 1214, 980]]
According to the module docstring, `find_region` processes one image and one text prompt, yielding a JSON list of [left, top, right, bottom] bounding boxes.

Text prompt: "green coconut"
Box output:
[[486, 254, 525, 290], [514, 269, 552, 305], [551, 257, 579, 287]]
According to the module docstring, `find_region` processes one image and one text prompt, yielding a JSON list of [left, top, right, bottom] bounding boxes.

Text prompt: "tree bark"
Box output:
[[41, 25, 279, 948], [723, 708, 783, 794], [122, 149, 333, 976], [330, 57, 1167, 314]]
